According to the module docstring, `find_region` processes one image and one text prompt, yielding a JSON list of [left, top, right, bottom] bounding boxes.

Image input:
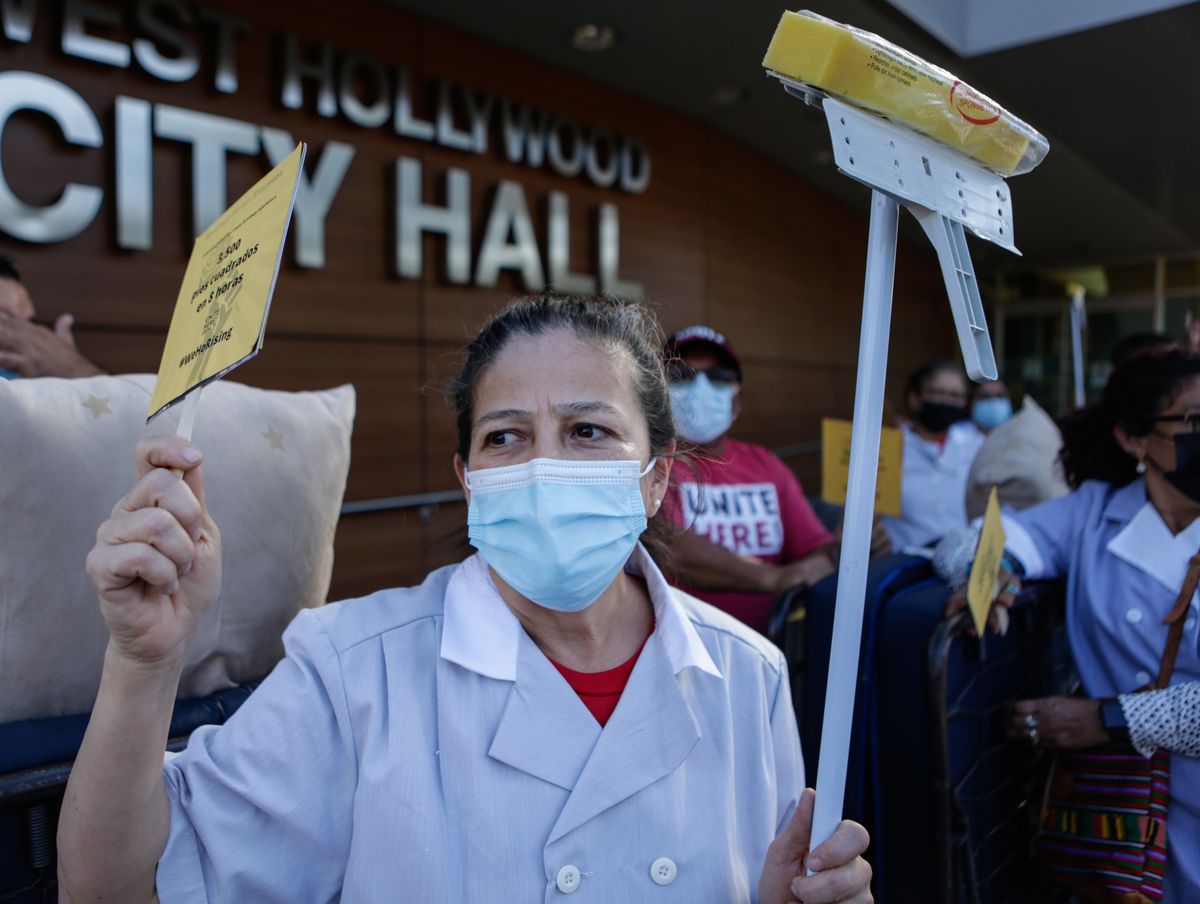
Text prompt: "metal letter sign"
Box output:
[[0, 71, 103, 243], [0, 28, 649, 291]]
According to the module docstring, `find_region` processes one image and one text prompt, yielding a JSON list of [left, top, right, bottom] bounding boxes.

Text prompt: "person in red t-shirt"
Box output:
[[661, 325, 837, 634]]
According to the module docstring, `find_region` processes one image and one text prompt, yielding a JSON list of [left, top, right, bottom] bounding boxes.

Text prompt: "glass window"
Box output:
[[1166, 259, 1200, 292], [1164, 294, 1200, 344], [1083, 308, 1155, 395], [1104, 262, 1156, 296], [1002, 311, 1066, 415], [1001, 305, 1155, 416]]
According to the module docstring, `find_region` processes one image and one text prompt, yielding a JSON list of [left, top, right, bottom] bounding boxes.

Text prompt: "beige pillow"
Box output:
[[0, 374, 355, 722], [966, 395, 1069, 520]]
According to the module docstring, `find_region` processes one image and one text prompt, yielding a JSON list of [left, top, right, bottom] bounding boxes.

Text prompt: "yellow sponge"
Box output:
[[762, 10, 1047, 176]]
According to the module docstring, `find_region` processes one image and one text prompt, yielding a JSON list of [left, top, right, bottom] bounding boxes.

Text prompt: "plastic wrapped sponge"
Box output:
[[763, 10, 1049, 176]]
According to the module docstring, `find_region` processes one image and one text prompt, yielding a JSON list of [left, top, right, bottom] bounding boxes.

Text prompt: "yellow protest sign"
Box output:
[[820, 418, 902, 516], [966, 487, 1007, 636], [148, 143, 307, 421]]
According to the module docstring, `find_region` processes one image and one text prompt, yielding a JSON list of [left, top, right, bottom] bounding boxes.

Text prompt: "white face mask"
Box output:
[[669, 372, 737, 444], [465, 457, 655, 612]]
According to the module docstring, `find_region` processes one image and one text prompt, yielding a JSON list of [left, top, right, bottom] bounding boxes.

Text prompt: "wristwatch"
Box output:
[[1099, 697, 1131, 743]]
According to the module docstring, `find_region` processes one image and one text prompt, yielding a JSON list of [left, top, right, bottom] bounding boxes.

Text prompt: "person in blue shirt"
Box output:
[[0, 254, 103, 379], [974, 347, 1200, 900], [59, 295, 873, 903]]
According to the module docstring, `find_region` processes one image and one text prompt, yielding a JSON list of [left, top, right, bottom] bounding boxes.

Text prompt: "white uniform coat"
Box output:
[[156, 546, 804, 902], [883, 421, 985, 550]]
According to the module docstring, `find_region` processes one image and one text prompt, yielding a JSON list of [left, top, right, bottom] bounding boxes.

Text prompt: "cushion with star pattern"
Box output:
[[0, 374, 355, 722]]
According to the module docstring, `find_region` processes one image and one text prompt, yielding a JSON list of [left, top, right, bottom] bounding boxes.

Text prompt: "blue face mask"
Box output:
[[971, 397, 1013, 430], [669, 372, 737, 444], [465, 457, 654, 612]]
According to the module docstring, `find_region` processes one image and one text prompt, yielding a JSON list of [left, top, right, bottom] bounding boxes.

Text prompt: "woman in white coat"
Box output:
[[58, 295, 873, 903]]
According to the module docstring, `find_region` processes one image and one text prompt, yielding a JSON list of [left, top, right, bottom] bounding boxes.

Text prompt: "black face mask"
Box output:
[[1162, 432, 1200, 503], [916, 401, 966, 434]]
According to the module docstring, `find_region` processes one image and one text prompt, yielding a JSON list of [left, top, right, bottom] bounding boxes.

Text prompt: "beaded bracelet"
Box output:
[[961, 553, 1025, 583]]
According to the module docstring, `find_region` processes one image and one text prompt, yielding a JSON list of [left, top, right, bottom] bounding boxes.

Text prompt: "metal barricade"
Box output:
[[927, 582, 1076, 904]]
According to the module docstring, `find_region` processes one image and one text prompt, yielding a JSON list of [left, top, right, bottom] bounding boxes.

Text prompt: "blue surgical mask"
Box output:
[[670, 372, 737, 444], [971, 397, 1013, 431], [465, 457, 654, 612]]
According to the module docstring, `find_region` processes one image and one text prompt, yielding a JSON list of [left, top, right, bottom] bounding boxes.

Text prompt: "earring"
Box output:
[[1136, 460, 1147, 475]]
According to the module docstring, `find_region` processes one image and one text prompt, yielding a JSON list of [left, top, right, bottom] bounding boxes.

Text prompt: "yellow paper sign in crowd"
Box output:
[[148, 143, 307, 421], [966, 487, 1007, 636], [820, 417, 903, 517]]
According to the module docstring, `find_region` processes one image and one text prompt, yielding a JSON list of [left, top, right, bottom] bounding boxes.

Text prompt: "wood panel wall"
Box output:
[[0, 0, 955, 600]]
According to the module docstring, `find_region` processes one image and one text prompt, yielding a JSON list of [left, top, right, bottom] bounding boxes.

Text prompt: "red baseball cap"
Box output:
[[663, 325, 742, 381]]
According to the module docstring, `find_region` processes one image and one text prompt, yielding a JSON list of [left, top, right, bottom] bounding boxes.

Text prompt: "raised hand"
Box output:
[[85, 435, 221, 666], [944, 568, 1022, 635], [0, 310, 104, 378]]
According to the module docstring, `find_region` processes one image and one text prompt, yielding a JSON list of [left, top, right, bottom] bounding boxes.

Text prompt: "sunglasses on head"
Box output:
[[667, 362, 740, 386]]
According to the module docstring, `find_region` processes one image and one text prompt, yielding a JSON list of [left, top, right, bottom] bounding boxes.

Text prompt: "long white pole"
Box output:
[[811, 189, 899, 850], [177, 385, 202, 442], [1070, 287, 1086, 409]]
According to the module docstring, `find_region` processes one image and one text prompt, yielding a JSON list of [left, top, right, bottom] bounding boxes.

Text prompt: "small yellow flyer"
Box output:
[[966, 487, 1007, 635], [820, 418, 903, 516], [148, 143, 307, 421]]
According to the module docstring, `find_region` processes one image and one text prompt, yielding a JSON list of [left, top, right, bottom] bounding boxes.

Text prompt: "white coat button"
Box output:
[[1126, 608, 1143, 624], [650, 857, 677, 886], [556, 865, 581, 894], [1135, 670, 1152, 686]]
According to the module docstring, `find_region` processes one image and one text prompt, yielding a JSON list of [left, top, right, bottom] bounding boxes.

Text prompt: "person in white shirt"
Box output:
[[58, 294, 874, 904], [883, 360, 985, 550]]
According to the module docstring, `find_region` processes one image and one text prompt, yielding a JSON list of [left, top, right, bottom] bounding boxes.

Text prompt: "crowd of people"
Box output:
[[2, 253, 1195, 900], [661, 326, 1200, 901]]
